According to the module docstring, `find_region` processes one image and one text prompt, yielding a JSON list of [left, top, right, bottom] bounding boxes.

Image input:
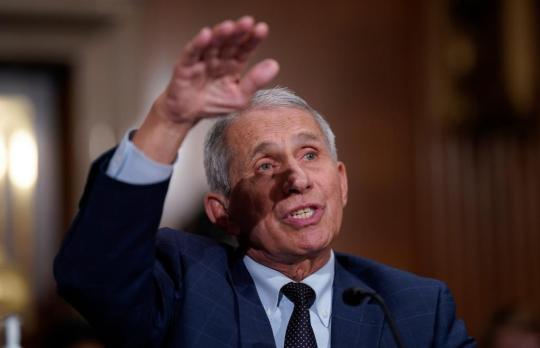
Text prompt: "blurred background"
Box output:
[[0, 0, 539, 346]]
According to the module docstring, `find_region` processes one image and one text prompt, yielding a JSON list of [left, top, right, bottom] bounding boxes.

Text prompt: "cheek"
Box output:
[[234, 197, 280, 246], [229, 178, 274, 229], [330, 207, 344, 233], [322, 173, 345, 203], [323, 174, 345, 229], [245, 220, 284, 253]]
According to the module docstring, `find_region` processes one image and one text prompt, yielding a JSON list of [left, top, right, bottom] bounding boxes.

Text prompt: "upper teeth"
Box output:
[[290, 208, 314, 219]]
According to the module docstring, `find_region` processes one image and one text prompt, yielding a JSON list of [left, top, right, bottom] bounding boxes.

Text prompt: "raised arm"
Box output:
[[134, 16, 279, 164], [54, 17, 278, 346]]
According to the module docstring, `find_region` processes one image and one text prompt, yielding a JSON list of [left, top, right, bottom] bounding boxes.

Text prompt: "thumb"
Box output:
[[239, 59, 280, 95]]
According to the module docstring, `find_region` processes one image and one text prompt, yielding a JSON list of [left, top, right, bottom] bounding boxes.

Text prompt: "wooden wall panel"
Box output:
[[417, 0, 540, 338], [418, 133, 540, 337]]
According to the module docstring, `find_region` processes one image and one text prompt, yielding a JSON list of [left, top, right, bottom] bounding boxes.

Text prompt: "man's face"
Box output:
[[223, 106, 348, 264]]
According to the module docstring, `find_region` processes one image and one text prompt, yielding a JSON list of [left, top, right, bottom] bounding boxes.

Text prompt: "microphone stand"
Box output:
[[343, 288, 406, 348]]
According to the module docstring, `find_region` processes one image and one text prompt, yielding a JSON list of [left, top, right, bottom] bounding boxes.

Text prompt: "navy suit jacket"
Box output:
[[54, 152, 475, 347]]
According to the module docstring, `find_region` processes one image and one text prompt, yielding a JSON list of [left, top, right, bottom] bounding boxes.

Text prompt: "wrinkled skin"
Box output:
[[205, 107, 348, 280]]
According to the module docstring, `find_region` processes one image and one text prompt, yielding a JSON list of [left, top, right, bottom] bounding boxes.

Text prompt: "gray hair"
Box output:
[[203, 86, 337, 196]]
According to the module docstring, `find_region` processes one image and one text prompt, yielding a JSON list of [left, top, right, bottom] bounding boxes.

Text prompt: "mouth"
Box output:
[[282, 205, 324, 228], [289, 207, 315, 219]]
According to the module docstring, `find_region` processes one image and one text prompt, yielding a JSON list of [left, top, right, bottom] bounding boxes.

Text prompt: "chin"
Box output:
[[298, 230, 333, 248], [295, 241, 331, 258]]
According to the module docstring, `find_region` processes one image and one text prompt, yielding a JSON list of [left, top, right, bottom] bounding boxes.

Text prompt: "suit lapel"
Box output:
[[228, 253, 385, 348], [331, 260, 384, 348], [229, 257, 276, 348]]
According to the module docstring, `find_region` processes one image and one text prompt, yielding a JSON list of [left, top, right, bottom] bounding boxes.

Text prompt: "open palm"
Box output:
[[160, 16, 279, 124], [133, 16, 279, 164]]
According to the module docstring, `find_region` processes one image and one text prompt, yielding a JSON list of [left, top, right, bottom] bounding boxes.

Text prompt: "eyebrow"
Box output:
[[295, 132, 321, 144], [249, 131, 324, 159], [250, 142, 278, 159]]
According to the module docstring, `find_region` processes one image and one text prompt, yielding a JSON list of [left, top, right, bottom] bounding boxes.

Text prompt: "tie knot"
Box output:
[[282, 282, 316, 308]]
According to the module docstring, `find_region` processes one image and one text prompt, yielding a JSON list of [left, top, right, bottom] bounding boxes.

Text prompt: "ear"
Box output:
[[204, 193, 240, 236], [337, 161, 348, 206]]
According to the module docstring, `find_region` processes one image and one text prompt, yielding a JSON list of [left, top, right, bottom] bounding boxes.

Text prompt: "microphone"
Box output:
[[343, 287, 406, 348]]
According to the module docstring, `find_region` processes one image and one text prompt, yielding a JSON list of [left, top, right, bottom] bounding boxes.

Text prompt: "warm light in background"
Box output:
[[8, 130, 38, 190], [502, 0, 537, 114], [0, 133, 6, 180], [0, 96, 38, 190], [0, 93, 40, 327]]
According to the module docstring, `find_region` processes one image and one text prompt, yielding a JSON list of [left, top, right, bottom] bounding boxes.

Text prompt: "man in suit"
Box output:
[[54, 16, 475, 347]]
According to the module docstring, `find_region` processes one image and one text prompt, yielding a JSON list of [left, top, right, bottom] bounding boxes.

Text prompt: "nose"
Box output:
[[281, 161, 312, 195]]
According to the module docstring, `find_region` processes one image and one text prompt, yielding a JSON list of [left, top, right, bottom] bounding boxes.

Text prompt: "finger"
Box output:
[[235, 22, 269, 63], [219, 16, 255, 59], [206, 18, 255, 77], [239, 58, 280, 95], [237, 15, 256, 30], [203, 20, 235, 62], [180, 27, 212, 66]]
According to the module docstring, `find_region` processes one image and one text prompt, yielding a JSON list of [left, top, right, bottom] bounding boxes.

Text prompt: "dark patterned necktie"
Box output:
[[281, 282, 318, 348]]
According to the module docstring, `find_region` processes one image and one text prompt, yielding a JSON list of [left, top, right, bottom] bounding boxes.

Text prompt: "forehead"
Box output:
[[226, 107, 325, 152]]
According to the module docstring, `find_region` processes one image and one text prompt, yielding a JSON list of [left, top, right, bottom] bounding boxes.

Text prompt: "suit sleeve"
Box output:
[[54, 150, 179, 347], [433, 284, 476, 348]]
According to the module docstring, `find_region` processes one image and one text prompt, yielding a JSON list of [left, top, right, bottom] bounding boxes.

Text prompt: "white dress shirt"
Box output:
[[244, 253, 334, 348]]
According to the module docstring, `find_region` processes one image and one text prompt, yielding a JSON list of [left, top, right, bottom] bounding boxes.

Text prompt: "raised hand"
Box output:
[[164, 16, 279, 122], [134, 16, 279, 163]]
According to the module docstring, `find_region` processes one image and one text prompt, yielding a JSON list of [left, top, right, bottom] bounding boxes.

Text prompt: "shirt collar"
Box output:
[[243, 251, 335, 327]]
